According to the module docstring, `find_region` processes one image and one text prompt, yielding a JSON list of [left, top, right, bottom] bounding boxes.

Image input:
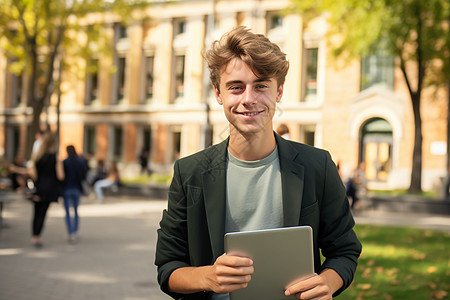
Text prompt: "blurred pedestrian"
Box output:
[[138, 147, 152, 175], [88, 159, 107, 186], [8, 153, 28, 192], [276, 123, 290, 140], [444, 165, 450, 199], [62, 145, 87, 243], [346, 162, 367, 210], [93, 161, 120, 203], [28, 131, 65, 248], [31, 130, 44, 158]]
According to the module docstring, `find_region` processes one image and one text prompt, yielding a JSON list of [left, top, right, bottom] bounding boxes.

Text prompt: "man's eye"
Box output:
[[229, 86, 242, 91], [256, 84, 268, 89]]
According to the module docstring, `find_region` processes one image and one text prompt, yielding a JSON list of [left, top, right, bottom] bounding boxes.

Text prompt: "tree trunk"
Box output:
[[25, 46, 44, 160], [447, 81, 450, 172], [409, 92, 423, 193]]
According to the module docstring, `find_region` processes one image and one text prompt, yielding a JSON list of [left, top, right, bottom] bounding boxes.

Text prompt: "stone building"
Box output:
[[0, 0, 448, 191]]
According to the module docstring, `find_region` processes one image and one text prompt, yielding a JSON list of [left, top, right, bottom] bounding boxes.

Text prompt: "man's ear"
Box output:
[[214, 85, 223, 105], [276, 84, 284, 102]]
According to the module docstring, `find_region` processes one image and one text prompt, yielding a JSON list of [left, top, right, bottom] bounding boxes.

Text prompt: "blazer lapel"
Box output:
[[203, 139, 228, 259], [276, 134, 305, 227]]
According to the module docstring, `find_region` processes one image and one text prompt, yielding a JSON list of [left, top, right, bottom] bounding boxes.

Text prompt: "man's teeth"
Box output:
[[243, 112, 257, 116]]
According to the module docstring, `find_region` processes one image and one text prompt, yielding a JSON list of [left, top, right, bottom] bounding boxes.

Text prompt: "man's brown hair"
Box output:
[[204, 26, 289, 91]]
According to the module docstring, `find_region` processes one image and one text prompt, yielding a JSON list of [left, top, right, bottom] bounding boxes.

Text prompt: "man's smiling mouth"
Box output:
[[238, 111, 260, 116]]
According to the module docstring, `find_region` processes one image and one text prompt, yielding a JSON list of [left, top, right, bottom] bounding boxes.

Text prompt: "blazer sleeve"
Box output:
[[318, 151, 362, 296], [155, 160, 191, 299]]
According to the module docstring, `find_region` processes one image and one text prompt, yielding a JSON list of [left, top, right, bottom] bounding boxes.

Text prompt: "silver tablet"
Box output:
[[224, 226, 314, 300]]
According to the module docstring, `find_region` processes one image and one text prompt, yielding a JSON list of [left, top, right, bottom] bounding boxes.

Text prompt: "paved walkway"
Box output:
[[353, 208, 450, 232], [0, 194, 169, 300], [1, 193, 449, 300]]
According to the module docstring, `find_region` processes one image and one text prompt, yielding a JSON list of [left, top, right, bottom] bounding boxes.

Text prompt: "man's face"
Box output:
[[215, 58, 283, 136]]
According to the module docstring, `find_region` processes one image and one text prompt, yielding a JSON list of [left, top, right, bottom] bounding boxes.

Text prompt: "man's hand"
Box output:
[[205, 253, 254, 294], [168, 253, 254, 295], [284, 269, 343, 300]]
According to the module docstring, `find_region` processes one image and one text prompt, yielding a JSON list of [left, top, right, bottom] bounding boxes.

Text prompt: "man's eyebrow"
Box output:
[[224, 80, 243, 88], [224, 78, 271, 88]]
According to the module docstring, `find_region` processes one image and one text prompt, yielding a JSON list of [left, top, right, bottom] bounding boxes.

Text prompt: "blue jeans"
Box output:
[[62, 188, 81, 235]]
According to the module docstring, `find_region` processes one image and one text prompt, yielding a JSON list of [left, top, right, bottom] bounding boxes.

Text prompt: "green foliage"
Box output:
[[369, 189, 437, 198], [340, 225, 450, 299], [121, 173, 172, 186], [290, 0, 450, 84], [290, 0, 450, 193], [0, 0, 148, 76], [0, 0, 151, 156]]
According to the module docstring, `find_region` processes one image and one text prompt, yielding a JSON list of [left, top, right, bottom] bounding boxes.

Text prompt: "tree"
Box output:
[[290, 0, 450, 193], [0, 0, 149, 158]]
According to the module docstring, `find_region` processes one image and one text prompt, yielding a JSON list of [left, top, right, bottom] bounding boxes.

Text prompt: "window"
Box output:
[[173, 55, 185, 101], [143, 126, 152, 153], [116, 56, 126, 102], [143, 56, 154, 100], [113, 126, 123, 161], [84, 126, 96, 156], [175, 20, 186, 35], [115, 23, 128, 40], [172, 130, 181, 161], [303, 47, 318, 100], [360, 52, 394, 91], [7, 126, 21, 161], [361, 118, 393, 181], [11, 73, 22, 107], [304, 129, 315, 146], [300, 125, 315, 146], [86, 58, 99, 103], [268, 14, 283, 30]]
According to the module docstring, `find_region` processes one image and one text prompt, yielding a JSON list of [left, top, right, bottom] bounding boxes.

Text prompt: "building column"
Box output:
[[123, 123, 138, 163], [154, 19, 173, 105]]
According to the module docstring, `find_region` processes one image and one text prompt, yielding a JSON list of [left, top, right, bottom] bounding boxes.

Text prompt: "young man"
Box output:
[[155, 26, 361, 300]]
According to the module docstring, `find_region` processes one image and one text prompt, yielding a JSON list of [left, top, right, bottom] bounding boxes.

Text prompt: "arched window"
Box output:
[[360, 118, 393, 181]]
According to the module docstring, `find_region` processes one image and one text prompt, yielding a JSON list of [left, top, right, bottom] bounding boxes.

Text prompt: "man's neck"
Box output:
[[228, 129, 276, 161]]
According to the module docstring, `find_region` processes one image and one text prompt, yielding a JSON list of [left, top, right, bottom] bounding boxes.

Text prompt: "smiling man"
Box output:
[[155, 26, 361, 300]]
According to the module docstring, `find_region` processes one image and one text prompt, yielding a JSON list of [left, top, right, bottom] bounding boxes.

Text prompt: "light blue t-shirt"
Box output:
[[211, 147, 283, 300]]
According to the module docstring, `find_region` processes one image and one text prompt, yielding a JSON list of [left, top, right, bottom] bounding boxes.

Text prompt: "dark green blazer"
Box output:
[[155, 133, 362, 299]]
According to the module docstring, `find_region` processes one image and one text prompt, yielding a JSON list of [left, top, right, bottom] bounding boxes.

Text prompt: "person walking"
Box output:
[[346, 162, 367, 210], [28, 131, 64, 248], [62, 145, 87, 243]]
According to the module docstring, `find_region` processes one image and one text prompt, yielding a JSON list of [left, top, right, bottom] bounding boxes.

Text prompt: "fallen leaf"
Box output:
[[356, 292, 365, 300], [362, 268, 372, 279], [427, 282, 437, 289], [430, 290, 448, 299], [386, 268, 399, 277], [428, 266, 438, 273], [357, 283, 372, 290]]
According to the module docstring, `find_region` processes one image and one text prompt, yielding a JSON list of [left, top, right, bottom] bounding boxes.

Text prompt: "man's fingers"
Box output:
[[218, 253, 253, 267], [216, 264, 254, 277], [209, 254, 254, 294]]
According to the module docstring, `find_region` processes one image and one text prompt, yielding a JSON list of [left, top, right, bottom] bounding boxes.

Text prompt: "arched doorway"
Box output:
[[360, 118, 393, 181]]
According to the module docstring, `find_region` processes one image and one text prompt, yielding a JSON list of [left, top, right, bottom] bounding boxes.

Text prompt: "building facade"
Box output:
[[0, 0, 448, 191]]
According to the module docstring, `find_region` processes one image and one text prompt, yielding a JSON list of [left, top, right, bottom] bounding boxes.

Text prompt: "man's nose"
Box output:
[[242, 87, 256, 105]]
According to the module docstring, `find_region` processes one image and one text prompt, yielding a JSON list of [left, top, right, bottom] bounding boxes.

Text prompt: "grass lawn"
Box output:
[[339, 224, 450, 299]]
